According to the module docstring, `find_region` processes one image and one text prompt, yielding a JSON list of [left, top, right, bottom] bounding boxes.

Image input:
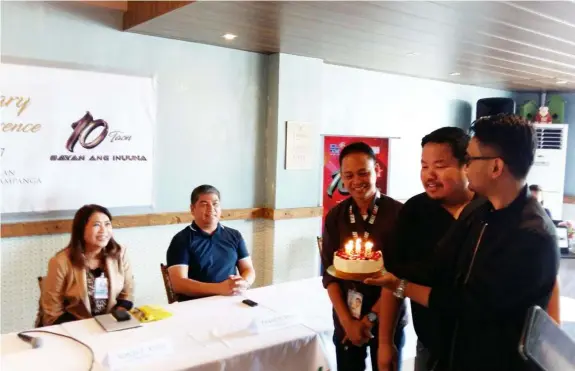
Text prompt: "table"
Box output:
[[0, 324, 93, 371], [2, 277, 571, 371], [244, 277, 416, 367], [1, 278, 333, 371]]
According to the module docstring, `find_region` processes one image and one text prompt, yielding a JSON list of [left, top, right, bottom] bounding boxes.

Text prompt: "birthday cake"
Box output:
[[334, 239, 384, 280]]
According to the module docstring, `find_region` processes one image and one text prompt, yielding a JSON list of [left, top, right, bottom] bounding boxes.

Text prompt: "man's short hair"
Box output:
[[421, 127, 470, 165], [339, 142, 377, 167], [469, 113, 536, 180], [529, 184, 542, 192], [190, 184, 220, 205]]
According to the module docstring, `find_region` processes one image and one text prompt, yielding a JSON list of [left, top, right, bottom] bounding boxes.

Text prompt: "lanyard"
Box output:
[[349, 191, 380, 240]]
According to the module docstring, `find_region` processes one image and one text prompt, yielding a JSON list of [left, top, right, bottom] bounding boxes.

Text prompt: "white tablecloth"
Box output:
[[1, 278, 334, 371], [3, 277, 571, 371], [1, 324, 94, 370]]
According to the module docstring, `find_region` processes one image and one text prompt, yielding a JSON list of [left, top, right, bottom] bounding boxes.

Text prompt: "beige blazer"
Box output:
[[41, 245, 134, 326]]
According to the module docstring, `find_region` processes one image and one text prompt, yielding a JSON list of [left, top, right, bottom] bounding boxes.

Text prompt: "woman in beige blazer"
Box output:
[[40, 204, 135, 326]]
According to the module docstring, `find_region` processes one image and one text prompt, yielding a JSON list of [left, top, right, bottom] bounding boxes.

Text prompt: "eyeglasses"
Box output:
[[464, 154, 500, 165]]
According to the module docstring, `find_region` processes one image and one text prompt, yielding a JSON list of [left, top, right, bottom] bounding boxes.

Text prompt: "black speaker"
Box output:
[[476, 98, 516, 119]]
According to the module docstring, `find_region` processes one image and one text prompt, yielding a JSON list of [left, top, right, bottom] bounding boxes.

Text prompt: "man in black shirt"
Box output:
[[367, 114, 559, 371], [377, 127, 477, 371], [321, 142, 406, 371]]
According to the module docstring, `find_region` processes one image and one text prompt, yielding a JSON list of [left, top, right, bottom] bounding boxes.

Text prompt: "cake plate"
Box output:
[[326, 265, 387, 282]]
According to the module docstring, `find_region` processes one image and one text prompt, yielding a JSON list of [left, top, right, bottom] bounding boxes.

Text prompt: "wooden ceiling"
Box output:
[[93, 1, 575, 91]]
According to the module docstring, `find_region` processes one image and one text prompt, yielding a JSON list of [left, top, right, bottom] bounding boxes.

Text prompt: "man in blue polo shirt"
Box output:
[[166, 185, 256, 301]]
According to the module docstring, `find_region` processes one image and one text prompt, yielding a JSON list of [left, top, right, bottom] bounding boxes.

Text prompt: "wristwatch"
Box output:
[[366, 311, 377, 323], [393, 279, 408, 299]]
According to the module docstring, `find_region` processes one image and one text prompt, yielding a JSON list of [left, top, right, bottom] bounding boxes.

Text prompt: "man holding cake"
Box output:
[[366, 115, 559, 371], [373, 127, 482, 371], [321, 142, 406, 371]]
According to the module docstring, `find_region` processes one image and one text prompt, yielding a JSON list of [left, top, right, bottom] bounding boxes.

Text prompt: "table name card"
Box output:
[[248, 314, 300, 334], [103, 338, 173, 371]]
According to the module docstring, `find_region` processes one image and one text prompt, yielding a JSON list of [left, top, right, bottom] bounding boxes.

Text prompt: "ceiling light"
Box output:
[[450, 72, 461, 76], [556, 80, 568, 85], [222, 33, 237, 41], [405, 52, 420, 57]]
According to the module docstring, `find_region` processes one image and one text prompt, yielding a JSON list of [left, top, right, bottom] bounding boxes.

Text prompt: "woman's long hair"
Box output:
[[67, 204, 121, 268]]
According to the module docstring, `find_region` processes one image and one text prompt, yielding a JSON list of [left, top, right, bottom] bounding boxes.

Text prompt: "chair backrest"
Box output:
[[34, 276, 45, 328], [316, 236, 323, 255], [160, 264, 178, 304]]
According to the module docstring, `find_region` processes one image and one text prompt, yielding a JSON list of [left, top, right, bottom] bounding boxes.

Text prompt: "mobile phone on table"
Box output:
[[111, 309, 131, 322], [242, 299, 258, 307]]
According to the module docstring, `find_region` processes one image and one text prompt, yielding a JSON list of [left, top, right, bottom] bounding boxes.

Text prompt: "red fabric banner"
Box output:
[[322, 136, 389, 225]]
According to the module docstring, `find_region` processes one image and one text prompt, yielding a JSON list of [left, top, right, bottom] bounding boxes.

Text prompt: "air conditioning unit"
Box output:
[[526, 123, 569, 220]]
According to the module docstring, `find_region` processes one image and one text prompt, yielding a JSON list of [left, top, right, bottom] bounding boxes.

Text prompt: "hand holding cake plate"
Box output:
[[327, 238, 387, 282]]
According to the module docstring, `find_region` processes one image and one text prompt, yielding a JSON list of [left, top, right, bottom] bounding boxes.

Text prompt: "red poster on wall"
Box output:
[[322, 136, 389, 224]]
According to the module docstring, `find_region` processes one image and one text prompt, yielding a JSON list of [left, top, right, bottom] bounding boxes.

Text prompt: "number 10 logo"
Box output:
[[65, 111, 109, 153]]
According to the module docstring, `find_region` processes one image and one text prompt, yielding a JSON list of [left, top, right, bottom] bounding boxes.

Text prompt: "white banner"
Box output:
[[0, 63, 155, 213]]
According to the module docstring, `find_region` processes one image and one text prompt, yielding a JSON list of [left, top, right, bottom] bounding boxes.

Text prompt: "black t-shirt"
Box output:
[[321, 193, 406, 340], [383, 192, 457, 349]]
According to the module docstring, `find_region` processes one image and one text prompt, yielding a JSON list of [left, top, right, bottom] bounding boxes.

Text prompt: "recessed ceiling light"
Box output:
[[222, 33, 237, 41], [450, 72, 461, 76], [556, 80, 568, 84], [405, 52, 420, 57]]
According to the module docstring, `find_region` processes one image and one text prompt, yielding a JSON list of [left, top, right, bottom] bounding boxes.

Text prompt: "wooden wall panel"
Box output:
[[263, 207, 324, 220], [4, 197, 575, 238], [0, 207, 315, 238]]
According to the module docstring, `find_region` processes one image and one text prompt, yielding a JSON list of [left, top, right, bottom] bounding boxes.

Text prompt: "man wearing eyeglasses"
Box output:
[[367, 114, 559, 371]]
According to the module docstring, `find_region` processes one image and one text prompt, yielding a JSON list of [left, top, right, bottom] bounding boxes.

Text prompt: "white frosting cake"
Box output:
[[334, 254, 383, 274]]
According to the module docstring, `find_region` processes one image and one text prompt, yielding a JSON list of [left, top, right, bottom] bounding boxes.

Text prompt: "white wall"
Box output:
[[564, 204, 575, 221], [322, 64, 511, 201]]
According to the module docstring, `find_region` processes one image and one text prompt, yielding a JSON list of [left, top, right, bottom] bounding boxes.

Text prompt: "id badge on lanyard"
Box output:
[[348, 191, 380, 240], [94, 273, 109, 300], [347, 289, 363, 319]]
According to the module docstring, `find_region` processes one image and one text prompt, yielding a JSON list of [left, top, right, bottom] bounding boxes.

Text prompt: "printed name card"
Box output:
[[248, 314, 300, 334], [103, 338, 174, 371]]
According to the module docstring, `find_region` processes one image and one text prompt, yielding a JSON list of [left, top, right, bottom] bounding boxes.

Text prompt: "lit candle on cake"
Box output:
[[344, 240, 353, 255], [355, 238, 362, 255], [365, 241, 373, 257]]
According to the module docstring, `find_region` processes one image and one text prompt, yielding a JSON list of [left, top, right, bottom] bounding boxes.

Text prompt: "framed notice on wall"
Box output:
[[285, 121, 314, 170], [322, 136, 389, 224], [0, 63, 155, 213]]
